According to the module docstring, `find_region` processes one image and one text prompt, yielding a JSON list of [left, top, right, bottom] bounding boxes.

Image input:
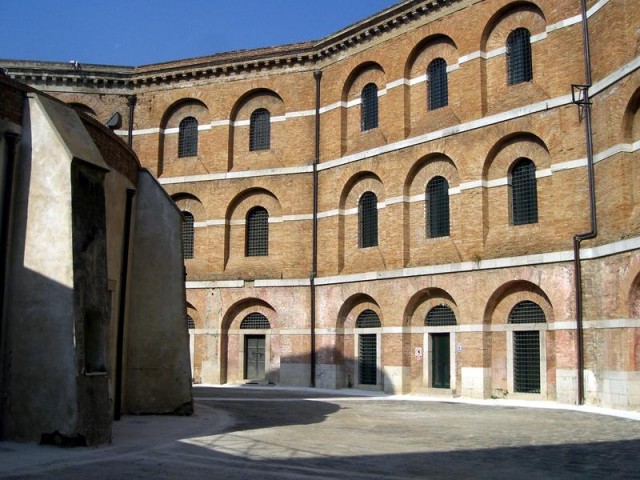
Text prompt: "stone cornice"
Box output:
[[1, 0, 461, 91]]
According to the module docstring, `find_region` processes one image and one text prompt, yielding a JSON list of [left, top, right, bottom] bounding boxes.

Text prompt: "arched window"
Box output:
[[507, 28, 533, 85], [425, 305, 457, 326], [510, 158, 538, 225], [178, 117, 198, 157], [182, 211, 194, 259], [186, 315, 195, 330], [509, 300, 546, 393], [245, 207, 269, 256], [361, 83, 379, 131], [358, 192, 378, 248], [356, 309, 381, 328], [240, 312, 271, 329], [250, 108, 271, 151], [427, 58, 448, 110], [426, 176, 450, 238]]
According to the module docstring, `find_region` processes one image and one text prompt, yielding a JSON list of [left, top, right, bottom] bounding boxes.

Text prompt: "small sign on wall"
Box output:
[[456, 343, 462, 352], [414, 347, 423, 360]]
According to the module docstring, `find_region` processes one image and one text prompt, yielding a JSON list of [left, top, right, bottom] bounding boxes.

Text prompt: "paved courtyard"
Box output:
[[1, 385, 639, 479]]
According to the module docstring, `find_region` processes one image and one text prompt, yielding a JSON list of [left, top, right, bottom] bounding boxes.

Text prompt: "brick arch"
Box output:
[[403, 287, 458, 327], [228, 88, 285, 171], [483, 279, 553, 326], [337, 293, 382, 330], [171, 192, 206, 220], [480, 1, 547, 115], [622, 86, 640, 143], [158, 98, 209, 177], [628, 270, 640, 318], [480, 1, 546, 52], [340, 61, 387, 156], [404, 34, 460, 138], [337, 172, 385, 273], [220, 297, 277, 384], [404, 153, 461, 267], [483, 131, 550, 180], [223, 187, 283, 275]]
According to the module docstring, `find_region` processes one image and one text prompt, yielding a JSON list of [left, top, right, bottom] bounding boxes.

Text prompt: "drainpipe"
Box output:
[[127, 95, 137, 148], [310, 70, 322, 387], [573, 0, 596, 406]]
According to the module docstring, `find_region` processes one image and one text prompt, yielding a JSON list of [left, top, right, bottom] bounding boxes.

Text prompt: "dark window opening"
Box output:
[[427, 58, 448, 110], [507, 28, 533, 85], [250, 108, 271, 151], [361, 83, 379, 131], [246, 207, 269, 256], [426, 176, 450, 238], [182, 211, 194, 259], [356, 309, 381, 328], [358, 192, 378, 248], [240, 312, 271, 329], [510, 158, 538, 225], [425, 305, 457, 326], [178, 116, 198, 157]]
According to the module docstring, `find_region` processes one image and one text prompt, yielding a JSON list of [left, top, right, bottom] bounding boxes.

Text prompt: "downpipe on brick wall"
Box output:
[[127, 95, 137, 147], [573, 0, 597, 406], [310, 70, 322, 387]]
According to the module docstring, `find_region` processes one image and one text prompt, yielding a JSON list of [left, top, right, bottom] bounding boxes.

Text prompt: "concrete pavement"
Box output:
[[1, 385, 639, 479]]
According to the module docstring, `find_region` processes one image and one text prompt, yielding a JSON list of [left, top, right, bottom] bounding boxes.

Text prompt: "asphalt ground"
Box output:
[[1, 385, 639, 479]]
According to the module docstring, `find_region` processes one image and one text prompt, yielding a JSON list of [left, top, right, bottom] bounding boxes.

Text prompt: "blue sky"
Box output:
[[1, 1, 398, 66]]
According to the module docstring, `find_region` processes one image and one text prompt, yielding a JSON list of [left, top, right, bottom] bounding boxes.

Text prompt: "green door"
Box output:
[[431, 333, 450, 388], [245, 335, 265, 380]]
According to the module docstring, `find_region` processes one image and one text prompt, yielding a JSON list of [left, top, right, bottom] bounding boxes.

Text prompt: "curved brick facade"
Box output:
[[6, 0, 640, 409]]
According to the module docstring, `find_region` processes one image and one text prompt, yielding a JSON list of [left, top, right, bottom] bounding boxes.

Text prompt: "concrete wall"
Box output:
[[124, 170, 192, 414]]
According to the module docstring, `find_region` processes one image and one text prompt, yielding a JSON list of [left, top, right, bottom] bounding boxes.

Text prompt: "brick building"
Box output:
[[4, 0, 639, 409]]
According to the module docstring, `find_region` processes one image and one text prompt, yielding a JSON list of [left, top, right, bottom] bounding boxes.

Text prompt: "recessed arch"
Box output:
[[483, 131, 550, 181]]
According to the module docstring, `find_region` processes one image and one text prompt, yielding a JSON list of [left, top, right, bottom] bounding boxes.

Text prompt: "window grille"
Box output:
[[508, 300, 546, 324], [507, 28, 533, 85], [240, 312, 271, 329], [513, 330, 541, 393], [356, 309, 381, 328], [358, 192, 378, 248], [427, 58, 448, 110], [245, 207, 269, 256], [425, 305, 457, 326], [361, 83, 379, 131], [250, 108, 270, 151], [510, 158, 538, 225], [178, 117, 198, 157], [426, 176, 450, 238], [182, 211, 194, 259], [186, 315, 195, 330]]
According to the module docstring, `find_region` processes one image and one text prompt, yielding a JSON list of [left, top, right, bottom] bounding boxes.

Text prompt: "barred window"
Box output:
[[426, 176, 450, 238], [178, 116, 198, 157], [356, 310, 381, 328], [510, 158, 538, 225], [509, 301, 545, 394], [361, 83, 379, 131], [425, 305, 457, 326], [358, 191, 378, 248], [186, 315, 195, 330], [508, 301, 546, 324], [507, 28, 533, 85], [240, 312, 271, 329], [182, 211, 194, 259], [250, 108, 270, 151], [245, 207, 269, 256], [427, 58, 448, 110]]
